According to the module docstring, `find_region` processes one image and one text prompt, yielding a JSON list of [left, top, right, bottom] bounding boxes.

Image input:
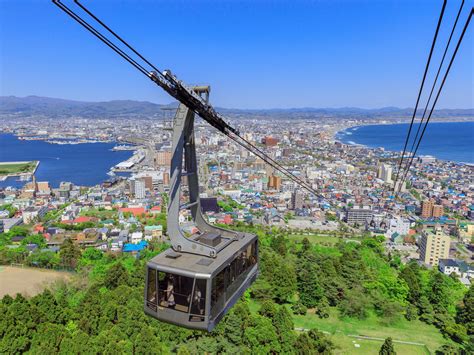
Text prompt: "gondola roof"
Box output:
[[148, 232, 256, 275]]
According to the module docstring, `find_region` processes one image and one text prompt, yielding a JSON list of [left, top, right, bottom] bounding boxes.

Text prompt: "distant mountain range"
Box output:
[[0, 95, 472, 120], [0, 96, 176, 118]]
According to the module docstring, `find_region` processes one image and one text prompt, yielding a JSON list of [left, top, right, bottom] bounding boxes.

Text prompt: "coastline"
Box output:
[[333, 120, 474, 165], [333, 118, 474, 140], [0, 133, 135, 188]]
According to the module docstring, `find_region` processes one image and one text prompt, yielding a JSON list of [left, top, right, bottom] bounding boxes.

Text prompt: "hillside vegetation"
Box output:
[[0, 225, 472, 354]]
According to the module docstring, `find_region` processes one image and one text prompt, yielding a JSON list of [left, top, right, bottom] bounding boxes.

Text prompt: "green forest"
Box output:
[[0, 225, 472, 354]]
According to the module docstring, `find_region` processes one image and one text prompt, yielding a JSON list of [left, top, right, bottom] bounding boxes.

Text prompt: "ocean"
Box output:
[[336, 121, 474, 164], [0, 133, 133, 188]]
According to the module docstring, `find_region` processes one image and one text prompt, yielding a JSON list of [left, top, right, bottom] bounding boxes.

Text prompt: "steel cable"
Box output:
[[392, 0, 447, 194], [397, 8, 473, 192]]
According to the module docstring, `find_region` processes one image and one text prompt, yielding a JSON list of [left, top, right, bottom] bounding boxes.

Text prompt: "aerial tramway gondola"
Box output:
[[52, 0, 321, 331], [50, 0, 474, 331], [144, 87, 259, 331]]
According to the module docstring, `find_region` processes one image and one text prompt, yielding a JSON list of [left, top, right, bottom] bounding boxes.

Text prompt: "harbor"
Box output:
[[112, 149, 146, 172], [0, 133, 134, 188]]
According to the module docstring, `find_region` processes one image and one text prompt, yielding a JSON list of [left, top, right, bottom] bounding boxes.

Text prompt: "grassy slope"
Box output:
[[290, 234, 342, 245], [330, 334, 430, 355], [249, 298, 448, 354], [292, 308, 449, 354], [249, 232, 454, 354], [290, 234, 363, 245]]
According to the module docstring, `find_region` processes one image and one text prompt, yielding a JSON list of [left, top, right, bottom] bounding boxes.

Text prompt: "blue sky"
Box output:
[[0, 0, 472, 109]]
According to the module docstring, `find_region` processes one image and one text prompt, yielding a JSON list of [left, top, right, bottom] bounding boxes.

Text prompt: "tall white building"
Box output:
[[291, 189, 304, 210], [377, 163, 393, 183], [131, 178, 146, 199], [419, 227, 450, 266], [393, 180, 406, 193]]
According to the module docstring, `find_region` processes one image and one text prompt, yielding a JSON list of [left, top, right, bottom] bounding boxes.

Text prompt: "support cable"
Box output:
[[407, 0, 465, 164], [397, 8, 473, 193], [392, 0, 447, 194], [74, 0, 164, 76], [53, 0, 330, 201], [53, 1, 151, 78]]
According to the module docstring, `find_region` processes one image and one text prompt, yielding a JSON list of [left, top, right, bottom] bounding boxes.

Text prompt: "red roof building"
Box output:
[[119, 207, 146, 217], [150, 205, 162, 213], [73, 216, 97, 224], [34, 224, 45, 233]]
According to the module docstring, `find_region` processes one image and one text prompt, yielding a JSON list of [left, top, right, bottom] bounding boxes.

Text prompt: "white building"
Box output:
[[130, 178, 146, 199], [22, 206, 48, 224], [221, 189, 242, 200], [377, 163, 392, 183], [130, 232, 143, 244], [439, 259, 474, 279], [386, 216, 411, 237], [346, 206, 372, 226]]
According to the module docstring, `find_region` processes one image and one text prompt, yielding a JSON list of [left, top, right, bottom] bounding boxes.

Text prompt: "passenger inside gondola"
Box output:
[[157, 272, 194, 313], [190, 278, 206, 321], [165, 275, 175, 309]]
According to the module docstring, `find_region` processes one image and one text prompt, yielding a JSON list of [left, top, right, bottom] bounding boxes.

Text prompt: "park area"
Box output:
[[0, 161, 37, 176], [0, 266, 70, 298], [292, 308, 450, 354], [247, 298, 448, 354]]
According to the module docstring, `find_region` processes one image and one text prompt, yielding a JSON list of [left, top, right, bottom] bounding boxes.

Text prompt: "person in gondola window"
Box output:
[[166, 275, 175, 308], [192, 284, 203, 315]]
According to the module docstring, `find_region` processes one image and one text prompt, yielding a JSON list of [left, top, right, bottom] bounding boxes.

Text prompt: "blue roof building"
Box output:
[[123, 240, 148, 253]]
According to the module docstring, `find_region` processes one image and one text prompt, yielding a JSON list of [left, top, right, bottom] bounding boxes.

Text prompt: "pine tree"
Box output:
[[104, 262, 129, 289], [297, 259, 324, 308], [456, 284, 474, 335], [273, 306, 296, 354], [59, 238, 81, 269], [379, 337, 396, 355]]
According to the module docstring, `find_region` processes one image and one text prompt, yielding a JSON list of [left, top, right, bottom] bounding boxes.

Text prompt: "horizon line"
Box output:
[[1, 94, 473, 112]]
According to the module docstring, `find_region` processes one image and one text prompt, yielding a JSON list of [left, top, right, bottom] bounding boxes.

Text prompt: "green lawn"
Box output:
[[248, 299, 450, 354], [330, 333, 430, 355], [290, 233, 361, 245], [0, 161, 37, 175], [292, 308, 451, 354]]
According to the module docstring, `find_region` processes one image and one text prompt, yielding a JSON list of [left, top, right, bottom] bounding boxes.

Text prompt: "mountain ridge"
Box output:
[[1, 95, 472, 120]]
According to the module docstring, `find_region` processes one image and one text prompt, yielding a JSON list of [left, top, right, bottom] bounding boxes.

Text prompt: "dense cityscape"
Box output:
[[1, 113, 473, 272], [0, 108, 473, 353]]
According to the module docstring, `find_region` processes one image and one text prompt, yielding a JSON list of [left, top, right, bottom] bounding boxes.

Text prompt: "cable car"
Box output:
[[143, 88, 258, 331], [145, 233, 258, 331]]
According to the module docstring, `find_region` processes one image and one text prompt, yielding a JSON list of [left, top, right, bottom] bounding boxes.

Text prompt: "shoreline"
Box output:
[[0, 133, 135, 188], [333, 121, 474, 165], [332, 119, 474, 139], [12, 133, 139, 170]]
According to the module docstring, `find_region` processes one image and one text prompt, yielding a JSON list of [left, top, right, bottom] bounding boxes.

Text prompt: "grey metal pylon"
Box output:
[[167, 86, 238, 258]]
